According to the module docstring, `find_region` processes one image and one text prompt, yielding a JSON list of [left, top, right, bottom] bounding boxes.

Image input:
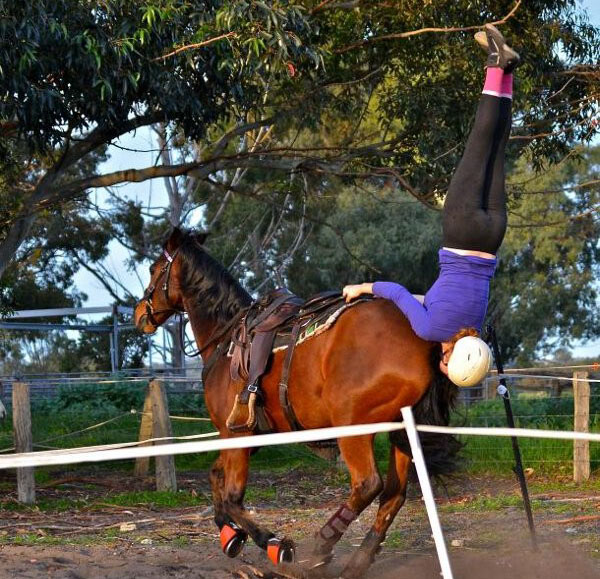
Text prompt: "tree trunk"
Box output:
[[0, 214, 36, 280]]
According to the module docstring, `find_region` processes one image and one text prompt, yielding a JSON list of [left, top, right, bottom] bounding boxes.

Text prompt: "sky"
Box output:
[[71, 2, 600, 359]]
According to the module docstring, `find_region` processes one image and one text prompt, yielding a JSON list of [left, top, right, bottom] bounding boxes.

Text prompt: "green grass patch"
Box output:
[[528, 478, 600, 494], [440, 494, 526, 513], [454, 395, 600, 475], [244, 486, 277, 503], [384, 530, 411, 549], [0, 533, 120, 547], [1, 497, 89, 512], [440, 492, 597, 517], [1, 490, 208, 512], [102, 490, 209, 509]]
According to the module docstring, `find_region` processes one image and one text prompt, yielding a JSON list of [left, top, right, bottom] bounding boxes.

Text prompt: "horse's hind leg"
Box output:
[[217, 448, 296, 564], [340, 446, 411, 579], [310, 435, 383, 568]]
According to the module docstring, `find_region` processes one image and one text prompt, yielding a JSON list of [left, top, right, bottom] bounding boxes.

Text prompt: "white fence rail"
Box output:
[[2, 420, 600, 471]]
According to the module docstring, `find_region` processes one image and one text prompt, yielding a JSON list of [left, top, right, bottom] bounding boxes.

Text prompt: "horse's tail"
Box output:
[[390, 348, 462, 478]]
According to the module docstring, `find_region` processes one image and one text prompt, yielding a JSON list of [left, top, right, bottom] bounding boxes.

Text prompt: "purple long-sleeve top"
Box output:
[[372, 249, 497, 342]]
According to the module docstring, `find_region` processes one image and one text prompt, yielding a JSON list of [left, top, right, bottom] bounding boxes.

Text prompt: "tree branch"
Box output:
[[153, 32, 237, 61], [72, 254, 131, 304], [334, 0, 522, 53]]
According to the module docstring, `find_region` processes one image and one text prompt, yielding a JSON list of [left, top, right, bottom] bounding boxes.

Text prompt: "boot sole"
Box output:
[[474, 28, 520, 69]]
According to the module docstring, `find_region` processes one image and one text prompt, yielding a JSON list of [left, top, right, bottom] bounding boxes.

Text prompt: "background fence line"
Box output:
[[0, 367, 598, 502], [2, 418, 600, 470]]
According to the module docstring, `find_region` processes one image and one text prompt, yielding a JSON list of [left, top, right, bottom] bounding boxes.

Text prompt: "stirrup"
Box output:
[[226, 392, 258, 433]]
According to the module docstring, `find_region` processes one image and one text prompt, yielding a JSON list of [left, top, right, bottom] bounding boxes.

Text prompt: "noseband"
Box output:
[[140, 248, 182, 326]]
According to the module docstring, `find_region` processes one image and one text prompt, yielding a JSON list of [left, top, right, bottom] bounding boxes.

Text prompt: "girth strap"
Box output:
[[278, 322, 304, 431]]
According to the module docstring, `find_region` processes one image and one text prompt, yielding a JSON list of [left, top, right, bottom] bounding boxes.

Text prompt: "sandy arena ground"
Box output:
[[0, 470, 599, 578]]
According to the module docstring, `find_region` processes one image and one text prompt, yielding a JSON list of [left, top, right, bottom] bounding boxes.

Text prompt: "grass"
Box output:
[[454, 395, 600, 475], [1, 489, 209, 513], [244, 486, 277, 503], [384, 530, 411, 549], [3, 534, 108, 547], [103, 489, 209, 509], [439, 494, 526, 513]]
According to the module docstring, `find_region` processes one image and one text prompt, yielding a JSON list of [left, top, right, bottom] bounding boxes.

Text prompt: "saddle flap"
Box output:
[[228, 289, 303, 384]]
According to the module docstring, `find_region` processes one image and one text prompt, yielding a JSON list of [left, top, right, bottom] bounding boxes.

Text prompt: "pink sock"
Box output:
[[500, 73, 513, 99], [482, 68, 504, 98]]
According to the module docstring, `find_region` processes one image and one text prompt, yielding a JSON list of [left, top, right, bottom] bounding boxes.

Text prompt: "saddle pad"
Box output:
[[272, 298, 370, 353]]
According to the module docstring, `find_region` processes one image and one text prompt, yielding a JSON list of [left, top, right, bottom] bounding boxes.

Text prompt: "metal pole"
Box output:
[[179, 316, 186, 372], [112, 304, 119, 372], [109, 333, 116, 373], [147, 335, 153, 371], [401, 407, 454, 579], [487, 325, 537, 548]]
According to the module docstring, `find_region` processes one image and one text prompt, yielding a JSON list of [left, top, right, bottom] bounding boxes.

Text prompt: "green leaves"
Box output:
[[489, 146, 600, 363]]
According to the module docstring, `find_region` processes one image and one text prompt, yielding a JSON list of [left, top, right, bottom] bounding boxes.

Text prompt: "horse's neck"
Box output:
[[183, 299, 235, 359]]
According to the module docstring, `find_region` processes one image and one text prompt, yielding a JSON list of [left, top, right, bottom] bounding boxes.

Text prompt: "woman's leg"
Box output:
[[442, 69, 512, 253], [478, 99, 511, 252], [442, 25, 518, 254], [483, 74, 513, 248]]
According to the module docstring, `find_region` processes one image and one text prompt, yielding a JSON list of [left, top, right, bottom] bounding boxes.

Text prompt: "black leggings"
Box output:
[[442, 95, 511, 254]]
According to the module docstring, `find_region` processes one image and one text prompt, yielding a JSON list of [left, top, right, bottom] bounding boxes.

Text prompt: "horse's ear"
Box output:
[[166, 227, 183, 251], [194, 232, 209, 246]]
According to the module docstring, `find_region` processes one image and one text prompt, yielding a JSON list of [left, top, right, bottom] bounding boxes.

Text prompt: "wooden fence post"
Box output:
[[133, 384, 154, 478], [12, 381, 35, 504], [150, 380, 177, 491], [573, 371, 590, 483]]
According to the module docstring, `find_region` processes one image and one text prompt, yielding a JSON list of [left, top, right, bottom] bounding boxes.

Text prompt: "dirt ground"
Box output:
[[0, 469, 599, 578]]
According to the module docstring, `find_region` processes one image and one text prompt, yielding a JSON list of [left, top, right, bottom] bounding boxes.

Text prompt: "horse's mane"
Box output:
[[177, 233, 252, 323]]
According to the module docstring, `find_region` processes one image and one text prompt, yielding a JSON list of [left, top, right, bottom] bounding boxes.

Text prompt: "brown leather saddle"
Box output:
[[225, 288, 359, 434]]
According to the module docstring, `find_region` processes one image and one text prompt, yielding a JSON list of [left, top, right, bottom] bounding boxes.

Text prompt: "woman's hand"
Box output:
[[342, 282, 374, 302]]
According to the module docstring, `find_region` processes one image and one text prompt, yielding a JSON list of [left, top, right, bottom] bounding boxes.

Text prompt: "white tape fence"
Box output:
[[2, 418, 600, 471]]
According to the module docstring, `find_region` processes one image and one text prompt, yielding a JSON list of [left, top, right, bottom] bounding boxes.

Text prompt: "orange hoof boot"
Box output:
[[220, 523, 247, 558], [267, 537, 296, 565]]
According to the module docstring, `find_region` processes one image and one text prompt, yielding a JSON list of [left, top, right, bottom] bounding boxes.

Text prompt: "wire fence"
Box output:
[[0, 365, 598, 474]]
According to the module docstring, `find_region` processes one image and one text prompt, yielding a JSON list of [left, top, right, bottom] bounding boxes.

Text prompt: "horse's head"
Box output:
[[134, 228, 207, 334]]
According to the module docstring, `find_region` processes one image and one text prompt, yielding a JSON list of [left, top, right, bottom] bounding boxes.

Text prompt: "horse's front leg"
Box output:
[[339, 446, 410, 579], [217, 448, 296, 565], [310, 435, 383, 569], [210, 453, 247, 557]]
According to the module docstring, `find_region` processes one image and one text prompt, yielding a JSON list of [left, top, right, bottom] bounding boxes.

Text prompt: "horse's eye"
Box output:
[[149, 265, 156, 275]]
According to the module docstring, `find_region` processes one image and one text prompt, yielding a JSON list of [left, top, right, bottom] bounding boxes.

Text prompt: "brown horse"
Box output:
[[134, 228, 458, 578]]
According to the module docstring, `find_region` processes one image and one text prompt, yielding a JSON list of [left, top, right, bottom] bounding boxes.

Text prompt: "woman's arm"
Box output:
[[371, 282, 437, 341], [343, 281, 436, 340]]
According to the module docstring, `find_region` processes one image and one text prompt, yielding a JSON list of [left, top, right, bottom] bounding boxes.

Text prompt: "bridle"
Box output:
[[139, 243, 248, 373], [139, 247, 182, 327]]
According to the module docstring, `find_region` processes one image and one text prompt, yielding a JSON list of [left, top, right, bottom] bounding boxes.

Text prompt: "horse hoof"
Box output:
[[267, 537, 296, 565], [220, 523, 247, 558]]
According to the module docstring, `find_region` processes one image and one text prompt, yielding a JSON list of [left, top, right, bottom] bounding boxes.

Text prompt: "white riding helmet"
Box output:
[[447, 336, 492, 387]]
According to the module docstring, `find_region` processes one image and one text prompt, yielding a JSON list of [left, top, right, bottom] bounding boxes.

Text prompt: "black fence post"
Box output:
[[487, 325, 537, 549]]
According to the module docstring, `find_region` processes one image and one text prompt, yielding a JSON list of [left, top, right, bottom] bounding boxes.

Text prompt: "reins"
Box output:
[[178, 309, 248, 360]]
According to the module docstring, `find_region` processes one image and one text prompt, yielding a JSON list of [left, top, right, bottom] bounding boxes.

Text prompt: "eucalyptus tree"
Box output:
[[0, 1, 598, 371], [1, 0, 598, 282]]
